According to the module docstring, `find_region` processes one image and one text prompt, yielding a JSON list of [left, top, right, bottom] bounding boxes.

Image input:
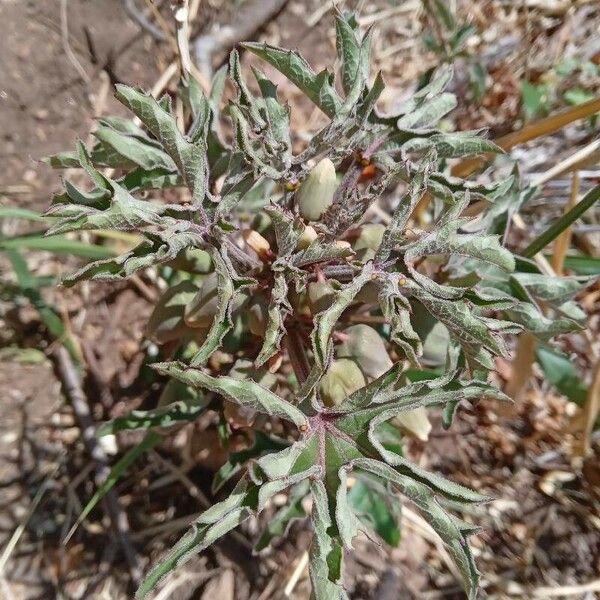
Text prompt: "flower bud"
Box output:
[[337, 324, 392, 379], [242, 229, 271, 258], [392, 408, 432, 442], [320, 359, 366, 407], [307, 281, 335, 314], [296, 224, 318, 250], [353, 223, 386, 261], [296, 158, 337, 221], [146, 281, 209, 344], [248, 293, 269, 337]]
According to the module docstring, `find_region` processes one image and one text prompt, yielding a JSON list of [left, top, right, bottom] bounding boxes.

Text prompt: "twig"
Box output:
[[192, 0, 290, 78], [283, 551, 309, 597], [52, 346, 143, 585], [123, 0, 167, 41], [529, 139, 600, 188], [306, 0, 345, 28], [172, 0, 193, 80], [60, 0, 91, 86]]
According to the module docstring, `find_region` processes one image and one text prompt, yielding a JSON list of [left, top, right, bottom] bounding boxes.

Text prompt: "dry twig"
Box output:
[[52, 346, 143, 585]]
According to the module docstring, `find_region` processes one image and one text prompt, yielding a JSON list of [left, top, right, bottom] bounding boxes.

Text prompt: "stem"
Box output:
[[285, 323, 311, 385]]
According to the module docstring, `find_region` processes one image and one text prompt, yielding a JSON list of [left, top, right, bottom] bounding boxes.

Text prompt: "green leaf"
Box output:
[[312, 267, 373, 368], [254, 483, 308, 552], [522, 182, 600, 258], [535, 345, 588, 406], [242, 42, 342, 117], [94, 125, 176, 171], [0, 207, 46, 222], [404, 132, 502, 158], [213, 431, 289, 493], [554, 254, 600, 275], [397, 93, 457, 130], [0, 233, 115, 259], [98, 392, 207, 436], [114, 85, 208, 208], [65, 432, 161, 543], [153, 362, 308, 428], [5, 249, 80, 360], [348, 479, 401, 546]]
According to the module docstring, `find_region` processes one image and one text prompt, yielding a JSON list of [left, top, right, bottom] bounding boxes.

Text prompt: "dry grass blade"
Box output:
[[453, 97, 600, 178], [551, 171, 580, 275]]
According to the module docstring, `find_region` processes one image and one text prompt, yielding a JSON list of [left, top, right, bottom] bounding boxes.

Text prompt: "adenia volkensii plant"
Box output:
[[46, 12, 591, 600]]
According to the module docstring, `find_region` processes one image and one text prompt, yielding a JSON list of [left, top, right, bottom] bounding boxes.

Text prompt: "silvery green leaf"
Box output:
[[190, 247, 254, 366], [229, 103, 282, 179], [115, 84, 208, 207], [506, 302, 583, 339], [47, 181, 178, 236], [153, 362, 308, 428], [404, 132, 501, 158], [265, 208, 304, 256], [255, 272, 290, 366], [376, 164, 430, 261], [385, 65, 453, 118], [292, 240, 354, 268], [120, 167, 181, 192], [242, 42, 342, 117], [94, 125, 176, 171], [44, 151, 81, 168], [98, 384, 207, 435], [146, 280, 203, 344], [254, 483, 308, 552], [510, 273, 595, 303], [136, 478, 255, 598], [405, 229, 515, 273], [379, 282, 422, 365], [213, 431, 289, 493], [353, 459, 480, 600], [61, 228, 205, 285], [312, 267, 373, 367], [357, 71, 386, 123], [309, 480, 349, 600], [335, 13, 363, 95], [397, 92, 457, 131], [252, 66, 292, 157], [215, 153, 256, 219]]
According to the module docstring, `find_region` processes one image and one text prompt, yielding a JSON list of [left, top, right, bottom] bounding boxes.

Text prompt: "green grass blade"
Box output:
[[1, 233, 115, 259], [0, 207, 46, 222], [5, 249, 80, 360], [64, 431, 161, 543], [522, 183, 600, 258]]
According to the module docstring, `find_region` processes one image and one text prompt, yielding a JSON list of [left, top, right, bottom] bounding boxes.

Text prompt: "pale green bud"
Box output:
[[296, 158, 337, 221], [337, 324, 392, 379], [353, 223, 386, 261], [320, 359, 366, 407], [307, 281, 335, 314]]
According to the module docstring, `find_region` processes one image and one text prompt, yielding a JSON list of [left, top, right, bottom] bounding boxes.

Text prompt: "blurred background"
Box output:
[[1, 0, 599, 599]]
